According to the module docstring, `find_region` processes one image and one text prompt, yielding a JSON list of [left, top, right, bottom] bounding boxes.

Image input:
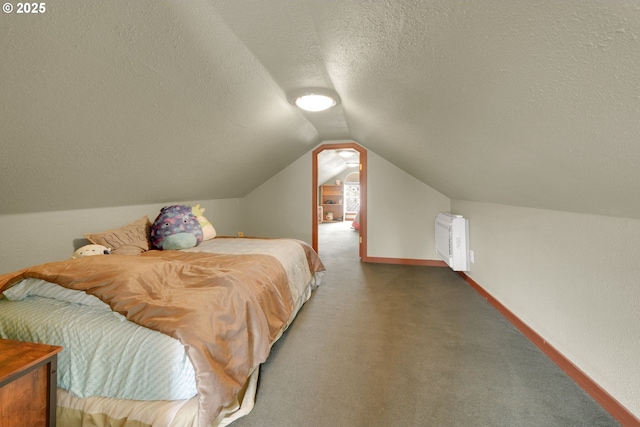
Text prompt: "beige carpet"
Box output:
[[232, 221, 619, 427]]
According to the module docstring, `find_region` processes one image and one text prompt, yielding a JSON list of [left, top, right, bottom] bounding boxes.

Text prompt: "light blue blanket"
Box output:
[[0, 281, 197, 401]]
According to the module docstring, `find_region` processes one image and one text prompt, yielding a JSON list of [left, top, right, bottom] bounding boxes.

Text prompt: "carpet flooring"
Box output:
[[231, 221, 619, 427]]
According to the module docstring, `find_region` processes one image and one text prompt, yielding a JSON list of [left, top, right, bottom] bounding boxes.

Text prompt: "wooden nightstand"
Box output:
[[0, 339, 63, 427]]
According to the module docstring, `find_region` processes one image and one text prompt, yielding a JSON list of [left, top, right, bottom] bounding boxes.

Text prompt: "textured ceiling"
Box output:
[[2, 0, 640, 218]]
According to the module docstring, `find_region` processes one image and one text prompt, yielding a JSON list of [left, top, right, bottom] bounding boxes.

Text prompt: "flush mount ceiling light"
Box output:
[[287, 87, 341, 112], [338, 149, 356, 158]]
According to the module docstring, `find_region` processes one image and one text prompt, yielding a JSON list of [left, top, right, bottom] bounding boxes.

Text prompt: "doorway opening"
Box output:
[[312, 142, 367, 259]]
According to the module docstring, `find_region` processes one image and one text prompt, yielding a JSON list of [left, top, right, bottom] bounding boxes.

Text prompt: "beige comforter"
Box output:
[[0, 245, 322, 427]]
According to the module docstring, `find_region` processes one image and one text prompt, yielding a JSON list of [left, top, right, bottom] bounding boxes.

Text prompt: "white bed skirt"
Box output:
[[57, 366, 259, 427]]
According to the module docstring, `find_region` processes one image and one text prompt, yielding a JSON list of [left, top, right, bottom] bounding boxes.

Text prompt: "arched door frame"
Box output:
[[312, 142, 367, 258]]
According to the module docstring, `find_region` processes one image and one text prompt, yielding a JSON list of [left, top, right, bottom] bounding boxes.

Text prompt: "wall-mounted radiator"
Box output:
[[435, 212, 470, 271]]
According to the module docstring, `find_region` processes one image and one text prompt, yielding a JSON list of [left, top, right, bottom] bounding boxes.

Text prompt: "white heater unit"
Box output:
[[435, 212, 470, 271]]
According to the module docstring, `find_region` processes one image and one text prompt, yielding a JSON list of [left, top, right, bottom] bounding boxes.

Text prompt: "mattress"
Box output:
[[0, 280, 197, 400], [184, 238, 321, 318]]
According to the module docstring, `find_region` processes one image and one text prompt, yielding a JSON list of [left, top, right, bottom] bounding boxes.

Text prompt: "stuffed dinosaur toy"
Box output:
[[191, 204, 216, 240], [150, 205, 203, 250]]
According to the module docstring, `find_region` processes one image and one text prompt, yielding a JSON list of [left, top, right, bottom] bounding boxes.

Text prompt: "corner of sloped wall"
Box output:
[[366, 150, 450, 260], [239, 151, 313, 242]]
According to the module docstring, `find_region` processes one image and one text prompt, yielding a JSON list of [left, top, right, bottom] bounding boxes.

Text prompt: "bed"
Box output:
[[0, 233, 325, 427]]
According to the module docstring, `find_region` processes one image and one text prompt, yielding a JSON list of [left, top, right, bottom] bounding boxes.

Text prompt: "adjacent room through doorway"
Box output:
[[312, 142, 367, 259]]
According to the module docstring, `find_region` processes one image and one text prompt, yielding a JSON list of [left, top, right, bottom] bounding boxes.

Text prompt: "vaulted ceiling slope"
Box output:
[[1, 1, 639, 218]]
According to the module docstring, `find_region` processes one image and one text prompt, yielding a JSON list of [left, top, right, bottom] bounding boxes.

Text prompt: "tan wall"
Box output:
[[452, 199, 640, 418], [0, 199, 241, 273]]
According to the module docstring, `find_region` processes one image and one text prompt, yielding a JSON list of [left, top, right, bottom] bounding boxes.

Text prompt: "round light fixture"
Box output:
[[338, 149, 356, 158], [288, 87, 341, 112], [295, 94, 336, 112]]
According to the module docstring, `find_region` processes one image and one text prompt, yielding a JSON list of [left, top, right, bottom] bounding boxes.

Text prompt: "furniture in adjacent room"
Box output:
[[0, 338, 62, 427], [321, 184, 344, 221]]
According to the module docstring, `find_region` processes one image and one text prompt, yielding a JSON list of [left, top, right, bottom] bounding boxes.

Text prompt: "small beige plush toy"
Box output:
[[71, 244, 111, 259]]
